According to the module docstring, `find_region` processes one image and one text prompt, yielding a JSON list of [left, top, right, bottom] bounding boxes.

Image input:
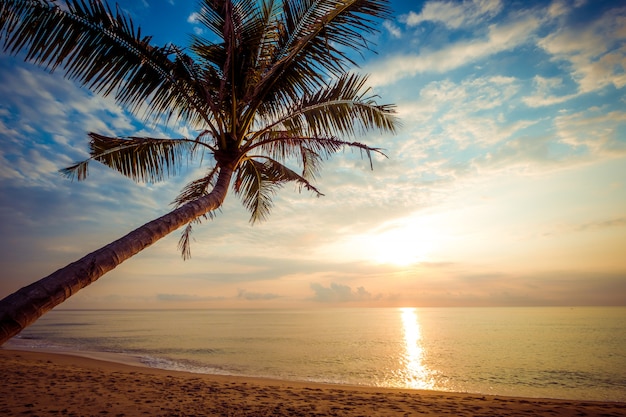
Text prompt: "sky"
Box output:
[[0, 0, 625, 309]]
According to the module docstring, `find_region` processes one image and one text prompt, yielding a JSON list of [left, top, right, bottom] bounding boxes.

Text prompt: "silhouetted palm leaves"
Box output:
[[1, 1, 397, 255], [0, 0, 398, 344]]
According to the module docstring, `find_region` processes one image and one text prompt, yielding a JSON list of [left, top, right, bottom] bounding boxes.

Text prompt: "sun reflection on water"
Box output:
[[399, 307, 435, 390]]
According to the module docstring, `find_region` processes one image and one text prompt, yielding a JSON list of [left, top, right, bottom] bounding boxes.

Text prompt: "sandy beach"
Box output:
[[1, 349, 624, 417]]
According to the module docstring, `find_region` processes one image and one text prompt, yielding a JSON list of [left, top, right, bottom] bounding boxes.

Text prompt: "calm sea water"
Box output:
[[4, 307, 626, 402]]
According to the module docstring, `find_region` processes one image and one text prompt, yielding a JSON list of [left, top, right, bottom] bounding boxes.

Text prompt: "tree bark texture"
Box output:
[[0, 166, 233, 346]]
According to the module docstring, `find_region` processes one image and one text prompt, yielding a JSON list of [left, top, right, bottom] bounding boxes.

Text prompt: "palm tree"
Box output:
[[0, 0, 397, 345]]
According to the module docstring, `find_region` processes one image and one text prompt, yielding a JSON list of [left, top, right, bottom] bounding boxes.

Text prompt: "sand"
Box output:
[[1, 349, 624, 417]]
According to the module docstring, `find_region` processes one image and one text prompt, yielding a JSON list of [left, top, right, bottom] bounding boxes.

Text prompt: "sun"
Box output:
[[334, 217, 441, 267], [319, 215, 442, 267], [370, 227, 431, 266]]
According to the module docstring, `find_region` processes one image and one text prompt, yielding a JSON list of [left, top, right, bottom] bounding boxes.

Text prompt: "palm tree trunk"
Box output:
[[0, 166, 234, 346]]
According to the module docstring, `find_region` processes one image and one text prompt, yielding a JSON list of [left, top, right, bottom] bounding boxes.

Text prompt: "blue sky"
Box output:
[[0, 0, 625, 308]]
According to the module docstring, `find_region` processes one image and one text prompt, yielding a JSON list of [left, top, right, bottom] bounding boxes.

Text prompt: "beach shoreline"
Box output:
[[2, 348, 625, 416]]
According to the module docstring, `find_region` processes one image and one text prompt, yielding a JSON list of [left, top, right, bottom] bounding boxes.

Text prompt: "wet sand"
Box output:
[[1, 349, 624, 416]]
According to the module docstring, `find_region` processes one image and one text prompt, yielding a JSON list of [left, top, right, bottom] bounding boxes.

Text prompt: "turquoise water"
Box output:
[[5, 307, 626, 401]]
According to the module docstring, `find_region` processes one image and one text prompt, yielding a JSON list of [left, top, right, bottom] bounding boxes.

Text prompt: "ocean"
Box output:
[[4, 307, 625, 402]]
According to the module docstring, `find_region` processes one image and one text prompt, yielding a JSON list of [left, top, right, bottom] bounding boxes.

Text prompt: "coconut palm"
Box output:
[[0, 0, 397, 345]]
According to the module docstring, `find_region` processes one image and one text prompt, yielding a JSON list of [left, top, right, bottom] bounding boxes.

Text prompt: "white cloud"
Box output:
[[0, 64, 142, 190], [367, 15, 541, 86], [522, 75, 578, 107], [383, 20, 402, 38], [538, 7, 626, 94], [471, 108, 626, 175], [406, 76, 528, 148], [404, 0, 503, 29], [547, 1, 569, 19], [554, 110, 626, 155], [187, 12, 200, 24], [426, 76, 519, 111], [474, 134, 561, 173], [186, 13, 205, 37]]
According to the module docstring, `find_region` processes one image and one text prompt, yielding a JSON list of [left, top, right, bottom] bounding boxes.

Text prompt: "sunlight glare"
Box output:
[[368, 217, 441, 266], [372, 227, 429, 266], [315, 214, 446, 267], [399, 307, 434, 390]]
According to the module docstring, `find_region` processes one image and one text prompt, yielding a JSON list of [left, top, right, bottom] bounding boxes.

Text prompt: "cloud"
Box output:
[[537, 6, 626, 94], [554, 110, 626, 155], [0, 62, 140, 191], [367, 15, 541, 86], [398, 75, 533, 157], [383, 21, 402, 38], [368, 2, 625, 91], [309, 282, 379, 303], [472, 134, 560, 173], [467, 108, 626, 174], [187, 12, 200, 24], [1, 1, 624, 309], [378, 265, 626, 307], [522, 75, 578, 107], [404, 0, 503, 29], [237, 289, 281, 301], [187, 12, 204, 35]]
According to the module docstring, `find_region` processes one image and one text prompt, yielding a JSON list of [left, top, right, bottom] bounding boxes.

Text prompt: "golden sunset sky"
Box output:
[[1, 0, 625, 308]]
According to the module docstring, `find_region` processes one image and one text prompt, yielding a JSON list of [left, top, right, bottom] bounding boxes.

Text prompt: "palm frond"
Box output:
[[234, 158, 277, 223], [60, 133, 195, 183], [234, 157, 322, 223], [280, 73, 398, 138], [252, 134, 386, 171], [195, 0, 265, 51], [0, 0, 209, 126], [191, 0, 282, 140], [178, 221, 195, 260], [175, 167, 222, 259], [246, 0, 394, 120], [172, 166, 220, 207], [246, 133, 335, 160], [300, 144, 323, 181], [6, 0, 397, 234], [257, 156, 323, 195]]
